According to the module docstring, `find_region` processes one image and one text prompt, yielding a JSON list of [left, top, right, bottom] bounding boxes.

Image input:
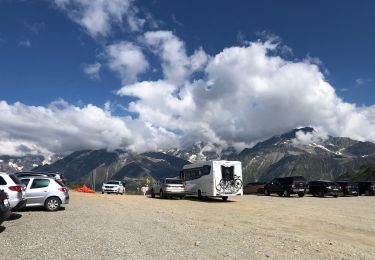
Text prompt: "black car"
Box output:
[[309, 181, 342, 198], [0, 190, 11, 225], [336, 181, 359, 196], [357, 182, 375, 196], [264, 176, 308, 197]]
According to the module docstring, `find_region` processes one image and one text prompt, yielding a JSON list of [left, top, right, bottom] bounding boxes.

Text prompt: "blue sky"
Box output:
[[0, 0, 375, 156], [1, 0, 374, 107]]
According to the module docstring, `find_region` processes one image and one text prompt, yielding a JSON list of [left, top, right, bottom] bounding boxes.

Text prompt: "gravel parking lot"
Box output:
[[1, 192, 375, 259]]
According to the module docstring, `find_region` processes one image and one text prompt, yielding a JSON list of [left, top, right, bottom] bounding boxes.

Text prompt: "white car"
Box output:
[[102, 180, 125, 194], [0, 172, 27, 210], [150, 178, 185, 199]]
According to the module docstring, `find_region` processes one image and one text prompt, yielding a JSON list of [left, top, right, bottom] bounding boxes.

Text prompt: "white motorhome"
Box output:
[[180, 160, 243, 201]]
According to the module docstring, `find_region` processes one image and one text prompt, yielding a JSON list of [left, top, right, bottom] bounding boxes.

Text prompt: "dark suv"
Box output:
[[357, 182, 375, 196], [264, 176, 308, 197], [336, 181, 359, 196], [309, 181, 341, 198]]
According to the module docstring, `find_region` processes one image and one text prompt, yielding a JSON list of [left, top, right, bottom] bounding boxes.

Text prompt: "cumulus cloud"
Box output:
[[106, 41, 149, 83], [54, 0, 145, 38], [292, 129, 328, 146], [117, 32, 375, 150], [142, 31, 209, 85], [0, 100, 178, 156], [83, 62, 101, 79], [3, 30, 375, 156]]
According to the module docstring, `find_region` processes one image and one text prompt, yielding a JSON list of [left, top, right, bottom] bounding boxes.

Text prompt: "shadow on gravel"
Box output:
[[148, 196, 236, 203], [6, 213, 22, 221], [0, 226, 5, 233], [16, 207, 66, 212], [184, 197, 236, 203]]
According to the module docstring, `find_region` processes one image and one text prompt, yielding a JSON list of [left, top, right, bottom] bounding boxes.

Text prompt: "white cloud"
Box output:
[[83, 62, 101, 79], [0, 100, 178, 156], [24, 21, 45, 35], [142, 31, 209, 85], [18, 39, 31, 47], [54, 0, 145, 38], [106, 41, 149, 83], [117, 32, 375, 149], [3, 30, 375, 156], [355, 78, 372, 86]]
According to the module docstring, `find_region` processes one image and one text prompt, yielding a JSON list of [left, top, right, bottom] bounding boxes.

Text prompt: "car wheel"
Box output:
[[222, 196, 228, 201], [318, 191, 324, 197], [198, 190, 203, 200], [101, 191, 104, 194], [298, 193, 305, 197], [333, 195, 338, 198], [283, 189, 290, 197], [151, 189, 155, 198], [264, 189, 270, 196], [45, 197, 61, 211]]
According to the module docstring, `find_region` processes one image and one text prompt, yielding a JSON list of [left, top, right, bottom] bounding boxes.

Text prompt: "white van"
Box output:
[[180, 161, 243, 201]]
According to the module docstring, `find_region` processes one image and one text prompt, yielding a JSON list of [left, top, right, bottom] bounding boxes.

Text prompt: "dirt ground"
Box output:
[[1, 192, 375, 259]]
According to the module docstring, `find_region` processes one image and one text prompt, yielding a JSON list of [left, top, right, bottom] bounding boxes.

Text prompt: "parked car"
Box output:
[[0, 172, 27, 210], [150, 178, 185, 199], [264, 176, 308, 197], [101, 180, 125, 195], [357, 181, 375, 196], [19, 177, 69, 211], [243, 182, 265, 194], [336, 181, 359, 196], [0, 190, 11, 225], [309, 181, 342, 198], [15, 171, 66, 183]]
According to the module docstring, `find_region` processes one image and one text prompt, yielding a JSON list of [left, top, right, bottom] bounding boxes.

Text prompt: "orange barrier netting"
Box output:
[[74, 184, 95, 193]]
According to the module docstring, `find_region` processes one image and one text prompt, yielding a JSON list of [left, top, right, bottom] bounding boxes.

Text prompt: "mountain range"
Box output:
[[1, 127, 375, 188]]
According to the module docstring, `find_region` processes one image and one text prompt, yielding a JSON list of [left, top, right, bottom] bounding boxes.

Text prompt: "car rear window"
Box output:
[[0, 176, 7, 185], [55, 180, 66, 187], [21, 179, 30, 187], [165, 179, 183, 184], [9, 174, 22, 185]]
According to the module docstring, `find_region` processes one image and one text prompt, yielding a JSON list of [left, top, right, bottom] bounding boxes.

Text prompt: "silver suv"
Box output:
[[151, 178, 185, 199], [0, 172, 27, 210], [19, 177, 69, 211], [102, 180, 125, 194]]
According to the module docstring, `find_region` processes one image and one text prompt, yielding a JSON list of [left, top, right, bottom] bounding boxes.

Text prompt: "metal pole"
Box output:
[[93, 169, 96, 192]]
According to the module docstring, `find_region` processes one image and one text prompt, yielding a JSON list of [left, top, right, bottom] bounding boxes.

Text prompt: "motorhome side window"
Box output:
[[181, 166, 211, 181]]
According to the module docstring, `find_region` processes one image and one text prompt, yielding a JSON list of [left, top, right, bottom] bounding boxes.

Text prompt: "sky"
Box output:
[[0, 0, 375, 156]]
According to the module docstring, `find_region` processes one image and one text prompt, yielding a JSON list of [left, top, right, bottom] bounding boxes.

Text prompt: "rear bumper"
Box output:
[[164, 191, 185, 196], [12, 199, 27, 211], [292, 188, 307, 193], [326, 191, 341, 196], [344, 190, 358, 195]]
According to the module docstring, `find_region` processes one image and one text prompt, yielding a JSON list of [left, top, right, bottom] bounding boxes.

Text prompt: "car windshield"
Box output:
[[165, 179, 183, 184], [106, 181, 120, 185]]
